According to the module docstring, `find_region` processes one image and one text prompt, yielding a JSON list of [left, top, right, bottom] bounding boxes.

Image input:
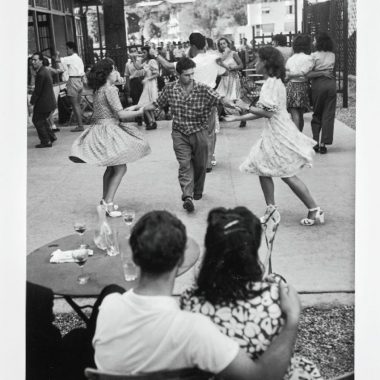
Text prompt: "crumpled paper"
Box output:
[[50, 248, 94, 264]]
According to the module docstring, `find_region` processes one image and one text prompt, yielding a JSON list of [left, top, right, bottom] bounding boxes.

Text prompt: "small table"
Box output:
[[27, 232, 200, 323]]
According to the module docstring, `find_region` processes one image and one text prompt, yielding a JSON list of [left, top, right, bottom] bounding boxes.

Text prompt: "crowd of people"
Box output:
[[26, 29, 343, 380], [28, 31, 336, 220]]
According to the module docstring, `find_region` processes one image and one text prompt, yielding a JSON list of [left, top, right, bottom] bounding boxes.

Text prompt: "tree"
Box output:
[[191, 0, 249, 36]]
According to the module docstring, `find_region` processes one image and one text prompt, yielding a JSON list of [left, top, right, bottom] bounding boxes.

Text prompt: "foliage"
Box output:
[[192, 0, 249, 36]]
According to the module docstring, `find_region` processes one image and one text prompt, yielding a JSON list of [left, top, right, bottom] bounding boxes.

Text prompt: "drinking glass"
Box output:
[[72, 248, 90, 284], [122, 258, 138, 282], [74, 222, 86, 248], [122, 210, 136, 237]]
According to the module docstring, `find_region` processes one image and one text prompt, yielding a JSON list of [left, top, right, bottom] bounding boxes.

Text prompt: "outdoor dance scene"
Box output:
[[24, 1, 356, 379]]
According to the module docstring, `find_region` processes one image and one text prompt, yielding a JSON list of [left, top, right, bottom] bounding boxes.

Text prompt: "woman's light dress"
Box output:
[[216, 52, 241, 101], [137, 59, 159, 107], [240, 77, 316, 178], [70, 83, 151, 166]]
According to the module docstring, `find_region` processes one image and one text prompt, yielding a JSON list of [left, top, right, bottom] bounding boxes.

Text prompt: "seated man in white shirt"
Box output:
[[93, 210, 302, 379], [56, 41, 85, 132]]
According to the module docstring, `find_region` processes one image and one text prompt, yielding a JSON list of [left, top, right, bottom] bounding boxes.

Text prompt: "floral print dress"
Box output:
[[180, 281, 323, 380]]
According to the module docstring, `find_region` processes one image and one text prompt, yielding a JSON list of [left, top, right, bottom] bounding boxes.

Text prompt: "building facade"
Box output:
[[247, 0, 303, 37]]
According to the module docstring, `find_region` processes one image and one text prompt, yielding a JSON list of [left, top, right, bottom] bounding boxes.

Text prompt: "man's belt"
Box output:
[[69, 76, 83, 78]]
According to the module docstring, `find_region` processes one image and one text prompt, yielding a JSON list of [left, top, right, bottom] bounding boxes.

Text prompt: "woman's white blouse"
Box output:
[[311, 51, 335, 71], [285, 53, 314, 82]]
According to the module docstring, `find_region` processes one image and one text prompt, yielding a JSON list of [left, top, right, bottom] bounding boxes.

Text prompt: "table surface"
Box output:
[[27, 231, 200, 297]]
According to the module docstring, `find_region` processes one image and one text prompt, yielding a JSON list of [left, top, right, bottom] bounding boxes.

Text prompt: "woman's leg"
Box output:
[[144, 111, 153, 125], [299, 110, 305, 132], [289, 108, 302, 131], [259, 176, 275, 205], [102, 166, 114, 200], [149, 110, 156, 124], [104, 164, 127, 204], [281, 176, 318, 216]]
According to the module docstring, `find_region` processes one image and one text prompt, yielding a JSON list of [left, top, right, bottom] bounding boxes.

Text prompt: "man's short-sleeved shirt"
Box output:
[[191, 51, 226, 89], [61, 53, 84, 76], [156, 80, 222, 135], [93, 290, 239, 375]]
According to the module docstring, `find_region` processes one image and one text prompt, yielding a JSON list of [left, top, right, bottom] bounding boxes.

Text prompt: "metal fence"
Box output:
[[251, 32, 298, 48], [347, 0, 356, 76]]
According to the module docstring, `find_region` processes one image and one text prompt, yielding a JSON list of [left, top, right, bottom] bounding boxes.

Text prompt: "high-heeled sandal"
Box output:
[[300, 207, 325, 226], [100, 199, 122, 218], [260, 204, 279, 224]]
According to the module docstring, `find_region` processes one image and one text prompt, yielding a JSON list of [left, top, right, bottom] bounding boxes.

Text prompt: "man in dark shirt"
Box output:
[[142, 57, 234, 212], [30, 52, 57, 148]]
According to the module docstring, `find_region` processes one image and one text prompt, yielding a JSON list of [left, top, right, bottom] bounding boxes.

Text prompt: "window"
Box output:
[[51, 0, 63, 11], [66, 16, 74, 41], [28, 13, 38, 56], [75, 17, 85, 58], [36, 12, 52, 56], [262, 8, 270, 14], [286, 5, 293, 14], [63, 0, 73, 13], [262, 23, 275, 34], [35, 0, 49, 8]]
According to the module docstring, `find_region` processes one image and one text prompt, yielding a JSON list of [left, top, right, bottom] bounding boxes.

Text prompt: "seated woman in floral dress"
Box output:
[[180, 206, 324, 380]]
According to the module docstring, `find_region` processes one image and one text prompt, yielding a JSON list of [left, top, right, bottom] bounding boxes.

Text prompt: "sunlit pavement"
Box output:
[[27, 113, 355, 310]]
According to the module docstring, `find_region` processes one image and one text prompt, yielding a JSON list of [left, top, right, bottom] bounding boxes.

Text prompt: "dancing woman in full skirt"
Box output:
[[69, 59, 151, 217], [225, 47, 324, 226]]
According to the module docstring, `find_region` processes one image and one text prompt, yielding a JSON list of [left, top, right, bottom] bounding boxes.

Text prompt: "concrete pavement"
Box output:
[[27, 113, 355, 307]]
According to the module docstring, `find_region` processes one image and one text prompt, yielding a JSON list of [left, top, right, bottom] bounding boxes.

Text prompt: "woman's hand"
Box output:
[[234, 99, 250, 112]]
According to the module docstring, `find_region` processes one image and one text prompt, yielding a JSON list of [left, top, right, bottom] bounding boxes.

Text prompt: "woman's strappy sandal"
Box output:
[[260, 204, 279, 225], [300, 207, 325, 226], [100, 199, 122, 218]]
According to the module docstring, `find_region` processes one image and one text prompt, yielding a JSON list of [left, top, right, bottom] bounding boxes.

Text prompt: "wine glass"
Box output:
[[72, 248, 90, 285], [74, 222, 86, 248], [122, 210, 136, 237]]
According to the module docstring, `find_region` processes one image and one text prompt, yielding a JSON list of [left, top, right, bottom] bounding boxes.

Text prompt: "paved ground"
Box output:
[[27, 113, 355, 310]]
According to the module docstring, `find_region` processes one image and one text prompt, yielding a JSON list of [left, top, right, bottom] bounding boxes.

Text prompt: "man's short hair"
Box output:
[[272, 34, 287, 47], [206, 38, 214, 50], [32, 52, 44, 61], [66, 41, 77, 51], [176, 57, 196, 75], [130, 211, 187, 274], [189, 32, 206, 50]]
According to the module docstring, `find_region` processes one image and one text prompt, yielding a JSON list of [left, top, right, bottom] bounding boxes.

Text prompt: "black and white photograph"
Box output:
[[1, 0, 378, 379]]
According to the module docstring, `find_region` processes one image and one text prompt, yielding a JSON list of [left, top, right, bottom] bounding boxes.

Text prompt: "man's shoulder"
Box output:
[[38, 66, 49, 78], [163, 81, 178, 91]]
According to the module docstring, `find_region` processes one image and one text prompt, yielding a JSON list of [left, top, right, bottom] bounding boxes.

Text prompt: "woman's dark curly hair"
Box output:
[[141, 45, 155, 61], [194, 207, 264, 304], [258, 46, 285, 82], [217, 37, 231, 53], [315, 32, 334, 52], [292, 34, 311, 54], [87, 59, 113, 91]]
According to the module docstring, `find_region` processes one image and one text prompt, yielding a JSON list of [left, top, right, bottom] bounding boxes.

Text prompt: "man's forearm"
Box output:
[[156, 55, 175, 71], [253, 321, 298, 380]]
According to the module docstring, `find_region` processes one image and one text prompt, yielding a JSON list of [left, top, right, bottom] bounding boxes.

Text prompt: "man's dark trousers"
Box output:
[[32, 111, 56, 145], [172, 129, 208, 200]]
